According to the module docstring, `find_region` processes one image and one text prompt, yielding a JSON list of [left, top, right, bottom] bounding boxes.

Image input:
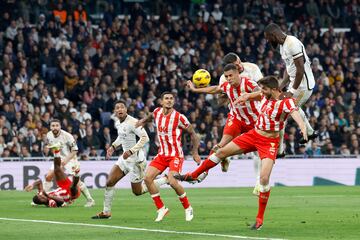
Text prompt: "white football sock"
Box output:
[[79, 181, 94, 201], [209, 153, 222, 164], [103, 186, 115, 213], [253, 155, 261, 185], [141, 176, 168, 194], [298, 108, 314, 135], [259, 184, 271, 193], [43, 180, 53, 192]]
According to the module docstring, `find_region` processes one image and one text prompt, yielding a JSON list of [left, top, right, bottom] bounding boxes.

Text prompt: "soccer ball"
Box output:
[[192, 69, 211, 88]]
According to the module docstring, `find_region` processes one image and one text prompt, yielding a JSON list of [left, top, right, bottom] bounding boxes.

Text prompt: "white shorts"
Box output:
[[293, 89, 313, 107], [50, 160, 80, 176], [115, 155, 146, 183]]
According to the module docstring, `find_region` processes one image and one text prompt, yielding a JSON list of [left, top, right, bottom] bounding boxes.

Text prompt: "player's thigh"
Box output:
[[216, 141, 244, 159], [294, 89, 312, 107], [144, 166, 162, 182], [107, 165, 125, 187], [260, 158, 275, 185]]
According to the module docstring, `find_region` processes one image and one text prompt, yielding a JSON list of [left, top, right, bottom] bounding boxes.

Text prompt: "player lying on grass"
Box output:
[[92, 100, 169, 219], [24, 143, 80, 207], [175, 75, 307, 230]]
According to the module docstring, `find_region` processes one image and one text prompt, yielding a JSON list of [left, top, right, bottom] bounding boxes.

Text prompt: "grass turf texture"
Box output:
[[0, 186, 359, 240]]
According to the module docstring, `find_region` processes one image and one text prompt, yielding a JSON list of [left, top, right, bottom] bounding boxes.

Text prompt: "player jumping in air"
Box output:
[[175, 75, 307, 230], [264, 23, 318, 157], [136, 92, 201, 222]]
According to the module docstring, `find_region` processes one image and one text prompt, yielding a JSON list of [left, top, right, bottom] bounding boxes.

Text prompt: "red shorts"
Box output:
[[223, 114, 254, 138], [56, 177, 80, 199], [149, 155, 184, 173], [232, 129, 280, 160]]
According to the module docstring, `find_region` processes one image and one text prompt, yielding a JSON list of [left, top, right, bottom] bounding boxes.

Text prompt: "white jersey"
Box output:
[[280, 35, 315, 90], [113, 115, 148, 162], [46, 130, 78, 162], [219, 62, 263, 85]]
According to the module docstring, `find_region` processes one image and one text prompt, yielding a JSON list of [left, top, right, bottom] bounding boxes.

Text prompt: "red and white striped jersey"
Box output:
[[220, 77, 260, 125], [47, 187, 71, 203], [153, 107, 190, 158], [255, 96, 298, 131]]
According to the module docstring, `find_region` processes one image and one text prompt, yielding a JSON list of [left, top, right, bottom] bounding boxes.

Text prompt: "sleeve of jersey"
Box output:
[[246, 79, 259, 91], [112, 135, 122, 149], [284, 98, 298, 113], [153, 107, 160, 119], [220, 81, 227, 92], [179, 114, 191, 129], [288, 38, 303, 60], [219, 74, 226, 86], [130, 124, 150, 153]]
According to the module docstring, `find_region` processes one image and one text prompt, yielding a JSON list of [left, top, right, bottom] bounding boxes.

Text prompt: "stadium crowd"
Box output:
[[0, 0, 359, 159]]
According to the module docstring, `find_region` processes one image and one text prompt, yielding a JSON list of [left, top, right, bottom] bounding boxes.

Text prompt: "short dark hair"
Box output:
[[50, 119, 61, 124], [161, 91, 175, 99], [223, 63, 238, 72], [264, 23, 281, 34], [223, 52, 239, 65], [258, 76, 279, 89], [114, 99, 127, 107], [33, 195, 47, 205]]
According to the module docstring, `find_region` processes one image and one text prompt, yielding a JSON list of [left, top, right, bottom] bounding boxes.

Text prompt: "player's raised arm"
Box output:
[[135, 113, 154, 128], [123, 123, 150, 160], [279, 70, 290, 91], [24, 179, 43, 192], [292, 56, 305, 90], [234, 91, 262, 105], [183, 124, 201, 165], [70, 175, 80, 198], [186, 80, 222, 94]]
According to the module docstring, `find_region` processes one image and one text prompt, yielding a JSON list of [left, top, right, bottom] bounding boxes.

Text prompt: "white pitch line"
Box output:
[[0, 217, 287, 240]]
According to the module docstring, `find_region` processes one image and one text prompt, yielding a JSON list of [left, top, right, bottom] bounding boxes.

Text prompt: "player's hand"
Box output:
[[123, 150, 132, 160], [192, 153, 201, 165], [279, 91, 293, 99], [186, 80, 196, 91], [24, 184, 33, 192], [234, 93, 249, 105], [106, 146, 115, 160], [135, 119, 146, 128]]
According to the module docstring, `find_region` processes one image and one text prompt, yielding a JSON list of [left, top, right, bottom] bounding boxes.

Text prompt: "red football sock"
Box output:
[[179, 193, 190, 209], [256, 190, 271, 222], [191, 159, 217, 178], [151, 194, 164, 210]]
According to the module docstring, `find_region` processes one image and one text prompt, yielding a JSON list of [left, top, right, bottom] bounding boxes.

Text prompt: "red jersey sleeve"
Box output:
[[283, 98, 298, 113], [178, 114, 190, 129]]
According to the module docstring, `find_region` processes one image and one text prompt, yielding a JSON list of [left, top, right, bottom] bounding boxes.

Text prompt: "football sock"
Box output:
[[298, 108, 314, 135], [278, 129, 285, 154], [151, 193, 164, 210], [43, 180, 53, 192], [79, 181, 94, 201], [103, 186, 115, 213], [141, 176, 168, 194], [191, 154, 220, 178], [254, 156, 261, 185], [53, 150, 60, 157], [178, 192, 190, 209], [256, 187, 271, 222]]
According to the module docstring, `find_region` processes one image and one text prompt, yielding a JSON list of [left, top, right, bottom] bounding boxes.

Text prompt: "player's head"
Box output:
[[50, 119, 61, 136], [32, 193, 48, 206], [114, 100, 127, 120], [264, 23, 284, 49], [223, 52, 244, 73], [258, 76, 280, 99], [223, 63, 241, 87], [160, 91, 175, 109]]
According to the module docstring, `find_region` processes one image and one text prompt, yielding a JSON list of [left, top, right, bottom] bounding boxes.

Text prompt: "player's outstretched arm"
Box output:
[[234, 91, 262, 105], [24, 179, 43, 192], [123, 126, 150, 159], [135, 113, 154, 128], [70, 175, 80, 197], [186, 80, 222, 94], [290, 110, 308, 142], [279, 71, 290, 91], [184, 125, 201, 165]]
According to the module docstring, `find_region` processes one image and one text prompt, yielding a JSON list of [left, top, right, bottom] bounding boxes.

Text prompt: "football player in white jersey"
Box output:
[[92, 100, 168, 219], [44, 119, 95, 207], [187, 53, 263, 195], [264, 23, 318, 156]]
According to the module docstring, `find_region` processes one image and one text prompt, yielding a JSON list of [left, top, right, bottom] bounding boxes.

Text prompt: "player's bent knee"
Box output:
[[260, 175, 270, 185]]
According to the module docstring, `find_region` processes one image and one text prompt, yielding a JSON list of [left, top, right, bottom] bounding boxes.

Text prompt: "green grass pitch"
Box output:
[[0, 186, 359, 240]]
